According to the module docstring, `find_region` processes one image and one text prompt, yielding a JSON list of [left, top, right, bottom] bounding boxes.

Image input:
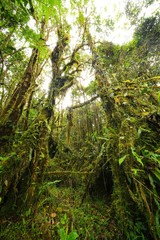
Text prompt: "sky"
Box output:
[[94, 0, 134, 44], [93, 0, 159, 44]]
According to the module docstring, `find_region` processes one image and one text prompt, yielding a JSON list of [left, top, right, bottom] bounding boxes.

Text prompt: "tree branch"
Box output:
[[71, 95, 99, 110]]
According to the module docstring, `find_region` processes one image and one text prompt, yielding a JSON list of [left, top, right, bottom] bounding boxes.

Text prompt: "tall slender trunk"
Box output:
[[0, 48, 38, 148]]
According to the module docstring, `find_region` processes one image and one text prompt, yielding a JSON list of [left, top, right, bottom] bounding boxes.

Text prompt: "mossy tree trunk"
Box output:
[[0, 109, 50, 212], [0, 48, 39, 150]]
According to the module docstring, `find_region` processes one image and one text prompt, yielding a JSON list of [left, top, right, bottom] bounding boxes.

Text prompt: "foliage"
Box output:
[[93, 15, 160, 238], [0, 183, 118, 240]]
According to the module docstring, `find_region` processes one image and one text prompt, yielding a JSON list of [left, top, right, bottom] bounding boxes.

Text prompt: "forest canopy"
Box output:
[[0, 0, 160, 239]]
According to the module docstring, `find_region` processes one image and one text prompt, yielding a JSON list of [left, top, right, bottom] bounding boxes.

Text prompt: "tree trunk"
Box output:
[[0, 48, 38, 149], [0, 108, 50, 214], [86, 29, 140, 236]]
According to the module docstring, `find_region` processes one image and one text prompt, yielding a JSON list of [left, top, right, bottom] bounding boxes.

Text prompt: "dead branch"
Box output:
[[71, 95, 99, 110]]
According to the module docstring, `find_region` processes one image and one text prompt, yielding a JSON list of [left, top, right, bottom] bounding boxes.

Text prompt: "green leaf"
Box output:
[[155, 210, 160, 237], [97, 137, 108, 141], [137, 127, 150, 138], [137, 128, 142, 138], [46, 180, 61, 186], [131, 168, 142, 176], [158, 92, 160, 105], [153, 168, 160, 180], [22, 218, 26, 225], [119, 155, 127, 165], [108, 127, 116, 134], [25, 208, 31, 217], [0, 156, 9, 161], [141, 87, 148, 94], [77, 11, 85, 24], [148, 174, 155, 189], [60, 214, 67, 225], [4, 180, 8, 187], [68, 230, 79, 240], [131, 147, 144, 166], [59, 228, 67, 240]]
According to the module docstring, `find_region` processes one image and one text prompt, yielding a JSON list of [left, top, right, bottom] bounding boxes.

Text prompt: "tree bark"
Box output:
[[0, 48, 38, 149]]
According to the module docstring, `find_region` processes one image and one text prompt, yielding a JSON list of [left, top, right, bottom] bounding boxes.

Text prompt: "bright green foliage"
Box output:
[[119, 155, 128, 165], [0, 0, 30, 28], [32, 0, 62, 24]]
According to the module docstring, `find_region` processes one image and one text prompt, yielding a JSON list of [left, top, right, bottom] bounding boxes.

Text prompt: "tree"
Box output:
[[0, 0, 92, 211], [86, 9, 160, 239]]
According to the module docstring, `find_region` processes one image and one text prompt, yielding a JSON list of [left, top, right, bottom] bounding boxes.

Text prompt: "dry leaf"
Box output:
[[50, 212, 56, 218]]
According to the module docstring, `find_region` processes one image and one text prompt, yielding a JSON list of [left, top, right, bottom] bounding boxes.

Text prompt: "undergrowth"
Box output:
[[0, 179, 151, 240], [0, 182, 119, 240]]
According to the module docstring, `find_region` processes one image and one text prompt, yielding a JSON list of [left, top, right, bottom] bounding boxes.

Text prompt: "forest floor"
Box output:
[[0, 182, 119, 240]]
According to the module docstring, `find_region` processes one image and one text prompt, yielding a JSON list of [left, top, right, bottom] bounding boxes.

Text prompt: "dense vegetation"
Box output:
[[0, 0, 160, 239]]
